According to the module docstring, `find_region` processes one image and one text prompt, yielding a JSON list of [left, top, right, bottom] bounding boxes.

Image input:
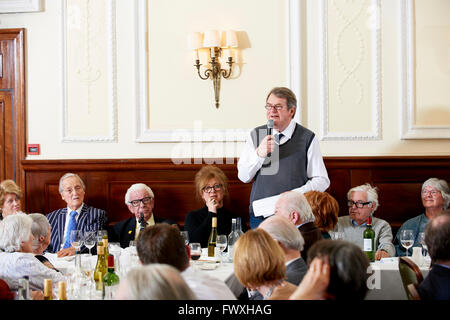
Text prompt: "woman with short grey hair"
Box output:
[[0, 214, 65, 291], [394, 177, 450, 256]]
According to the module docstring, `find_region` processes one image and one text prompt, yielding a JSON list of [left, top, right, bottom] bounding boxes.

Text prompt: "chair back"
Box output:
[[0, 278, 14, 300], [398, 256, 424, 300]]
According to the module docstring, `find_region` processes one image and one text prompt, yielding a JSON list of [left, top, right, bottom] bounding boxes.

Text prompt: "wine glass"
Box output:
[[70, 230, 83, 254], [400, 229, 414, 257], [189, 243, 202, 269], [83, 231, 96, 256], [216, 235, 228, 264], [417, 232, 428, 256], [180, 231, 189, 245]]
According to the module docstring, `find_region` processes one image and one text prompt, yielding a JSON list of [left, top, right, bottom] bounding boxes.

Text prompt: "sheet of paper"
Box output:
[[252, 194, 281, 218]]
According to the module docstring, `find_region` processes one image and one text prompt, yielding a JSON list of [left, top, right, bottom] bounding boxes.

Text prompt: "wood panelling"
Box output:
[[22, 157, 450, 233]]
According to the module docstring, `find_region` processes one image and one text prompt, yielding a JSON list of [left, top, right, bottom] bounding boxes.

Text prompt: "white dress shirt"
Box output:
[[237, 119, 330, 193], [182, 266, 236, 300]]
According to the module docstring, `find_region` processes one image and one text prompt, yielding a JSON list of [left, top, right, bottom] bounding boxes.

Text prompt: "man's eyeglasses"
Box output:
[[128, 197, 152, 207], [202, 184, 223, 193], [264, 104, 285, 111], [347, 200, 372, 208], [422, 189, 440, 197], [63, 185, 83, 194]]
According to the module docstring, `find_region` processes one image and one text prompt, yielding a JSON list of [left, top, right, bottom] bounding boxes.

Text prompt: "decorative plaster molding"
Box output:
[[60, 0, 117, 142], [0, 0, 42, 13], [319, 0, 382, 141], [399, 0, 450, 139], [135, 0, 303, 142]]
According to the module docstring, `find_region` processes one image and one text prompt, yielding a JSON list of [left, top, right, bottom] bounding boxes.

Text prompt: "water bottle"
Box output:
[[227, 219, 239, 262]]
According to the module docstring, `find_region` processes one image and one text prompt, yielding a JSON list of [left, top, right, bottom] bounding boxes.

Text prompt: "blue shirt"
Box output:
[[394, 213, 429, 256]]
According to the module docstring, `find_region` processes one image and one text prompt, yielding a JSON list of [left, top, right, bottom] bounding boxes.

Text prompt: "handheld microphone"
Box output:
[[267, 119, 274, 157]]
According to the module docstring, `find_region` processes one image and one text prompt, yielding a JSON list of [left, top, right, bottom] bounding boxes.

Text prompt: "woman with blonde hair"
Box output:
[[184, 165, 242, 247], [0, 180, 24, 220], [234, 228, 297, 300]]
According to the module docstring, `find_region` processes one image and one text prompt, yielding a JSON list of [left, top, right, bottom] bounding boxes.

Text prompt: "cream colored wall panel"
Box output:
[[60, 0, 117, 142], [319, 0, 381, 141], [400, 0, 450, 139]]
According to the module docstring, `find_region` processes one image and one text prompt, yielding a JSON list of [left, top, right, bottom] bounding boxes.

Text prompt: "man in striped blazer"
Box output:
[[46, 173, 107, 257]]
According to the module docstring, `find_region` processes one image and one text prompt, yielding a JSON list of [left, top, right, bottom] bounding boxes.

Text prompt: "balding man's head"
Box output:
[[425, 211, 450, 263], [259, 215, 304, 252]]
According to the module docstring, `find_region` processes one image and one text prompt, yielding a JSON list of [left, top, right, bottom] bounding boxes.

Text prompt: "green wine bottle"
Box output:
[[363, 216, 375, 262], [208, 217, 218, 257], [103, 255, 120, 300]]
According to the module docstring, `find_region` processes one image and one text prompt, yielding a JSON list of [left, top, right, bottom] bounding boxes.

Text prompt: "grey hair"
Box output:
[[121, 264, 196, 300], [422, 178, 450, 210], [0, 213, 33, 252], [279, 191, 315, 223], [58, 173, 86, 194], [259, 215, 305, 252], [347, 183, 379, 212], [124, 183, 155, 205], [29, 213, 50, 251]]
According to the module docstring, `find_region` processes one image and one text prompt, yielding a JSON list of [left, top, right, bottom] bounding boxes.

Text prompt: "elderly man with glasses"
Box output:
[[334, 183, 395, 260], [237, 87, 329, 229], [109, 183, 177, 248]]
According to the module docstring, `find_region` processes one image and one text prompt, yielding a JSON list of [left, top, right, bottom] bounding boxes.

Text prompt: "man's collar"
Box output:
[[67, 203, 84, 214], [274, 119, 296, 138]]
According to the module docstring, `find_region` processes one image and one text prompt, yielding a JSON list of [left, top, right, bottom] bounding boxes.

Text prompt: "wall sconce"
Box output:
[[187, 30, 238, 109]]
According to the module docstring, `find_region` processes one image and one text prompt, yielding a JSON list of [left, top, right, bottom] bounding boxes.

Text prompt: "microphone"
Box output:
[[267, 119, 274, 157]]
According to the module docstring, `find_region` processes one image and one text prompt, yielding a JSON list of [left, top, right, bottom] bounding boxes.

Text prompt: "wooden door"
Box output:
[[0, 29, 26, 188]]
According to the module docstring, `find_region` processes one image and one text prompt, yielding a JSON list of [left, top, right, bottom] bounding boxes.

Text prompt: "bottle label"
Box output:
[[363, 239, 373, 252]]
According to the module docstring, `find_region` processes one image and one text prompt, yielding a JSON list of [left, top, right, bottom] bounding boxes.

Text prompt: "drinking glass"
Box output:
[[417, 232, 428, 256], [400, 229, 414, 257], [97, 230, 108, 242], [189, 243, 202, 268], [70, 230, 83, 254], [216, 235, 227, 264], [180, 231, 189, 245], [83, 231, 96, 256]]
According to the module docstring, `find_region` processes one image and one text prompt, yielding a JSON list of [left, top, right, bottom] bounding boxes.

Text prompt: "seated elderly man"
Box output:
[[46, 173, 107, 257], [417, 210, 450, 300], [274, 191, 322, 258], [109, 183, 177, 248], [136, 223, 236, 300], [335, 183, 394, 260]]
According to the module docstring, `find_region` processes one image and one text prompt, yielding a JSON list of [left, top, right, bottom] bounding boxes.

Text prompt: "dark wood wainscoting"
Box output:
[[22, 157, 450, 233]]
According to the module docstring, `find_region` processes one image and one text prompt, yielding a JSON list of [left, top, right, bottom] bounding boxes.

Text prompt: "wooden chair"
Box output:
[[398, 256, 424, 300]]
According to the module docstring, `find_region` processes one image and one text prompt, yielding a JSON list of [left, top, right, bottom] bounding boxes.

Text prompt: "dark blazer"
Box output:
[[286, 257, 308, 285], [418, 264, 450, 300], [298, 222, 322, 260], [109, 215, 177, 248], [46, 204, 107, 253]]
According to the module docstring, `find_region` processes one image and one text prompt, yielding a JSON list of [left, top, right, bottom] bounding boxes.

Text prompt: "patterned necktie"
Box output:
[[275, 133, 284, 144], [62, 210, 78, 249]]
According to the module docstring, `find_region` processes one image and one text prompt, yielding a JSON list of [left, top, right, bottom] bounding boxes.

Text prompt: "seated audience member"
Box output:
[[0, 180, 24, 220], [336, 183, 394, 260], [0, 214, 66, 292], [234, 228, 297, 300], [274, 191, 322, 259], [136, 223, 235, 300], [290, 240, 370, 300], [46, 173, 107, 256], [115, 264, 196, 300], [304, 191, 339, 239], [110, 183, 177, 248], [394, 178, 450, 256], [29, 213, 58, 271], [417, 210, 450, 300], [184, 165, 242, 248]]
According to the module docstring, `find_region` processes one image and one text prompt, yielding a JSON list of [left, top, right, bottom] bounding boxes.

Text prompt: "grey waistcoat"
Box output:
[[249, 123, 315, 213]]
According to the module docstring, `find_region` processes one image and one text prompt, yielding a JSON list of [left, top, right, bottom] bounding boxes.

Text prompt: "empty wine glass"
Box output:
[[180, 231, 189, 245], [400, 229, 414, 257], [417, 232, 428, 256], [216, 235, 227, 264], [70, 230, 83, 254], [83, 231, 96, 256]]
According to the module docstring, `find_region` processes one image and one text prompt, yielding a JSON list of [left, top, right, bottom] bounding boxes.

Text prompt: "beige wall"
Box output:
[[0, 0, 449, 160]]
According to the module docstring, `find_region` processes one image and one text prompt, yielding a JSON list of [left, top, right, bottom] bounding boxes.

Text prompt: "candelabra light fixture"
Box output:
[[187, 30, 238, 109]]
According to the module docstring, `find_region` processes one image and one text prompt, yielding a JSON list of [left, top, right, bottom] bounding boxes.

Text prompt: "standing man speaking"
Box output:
[[238, 87, 330, 228]]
